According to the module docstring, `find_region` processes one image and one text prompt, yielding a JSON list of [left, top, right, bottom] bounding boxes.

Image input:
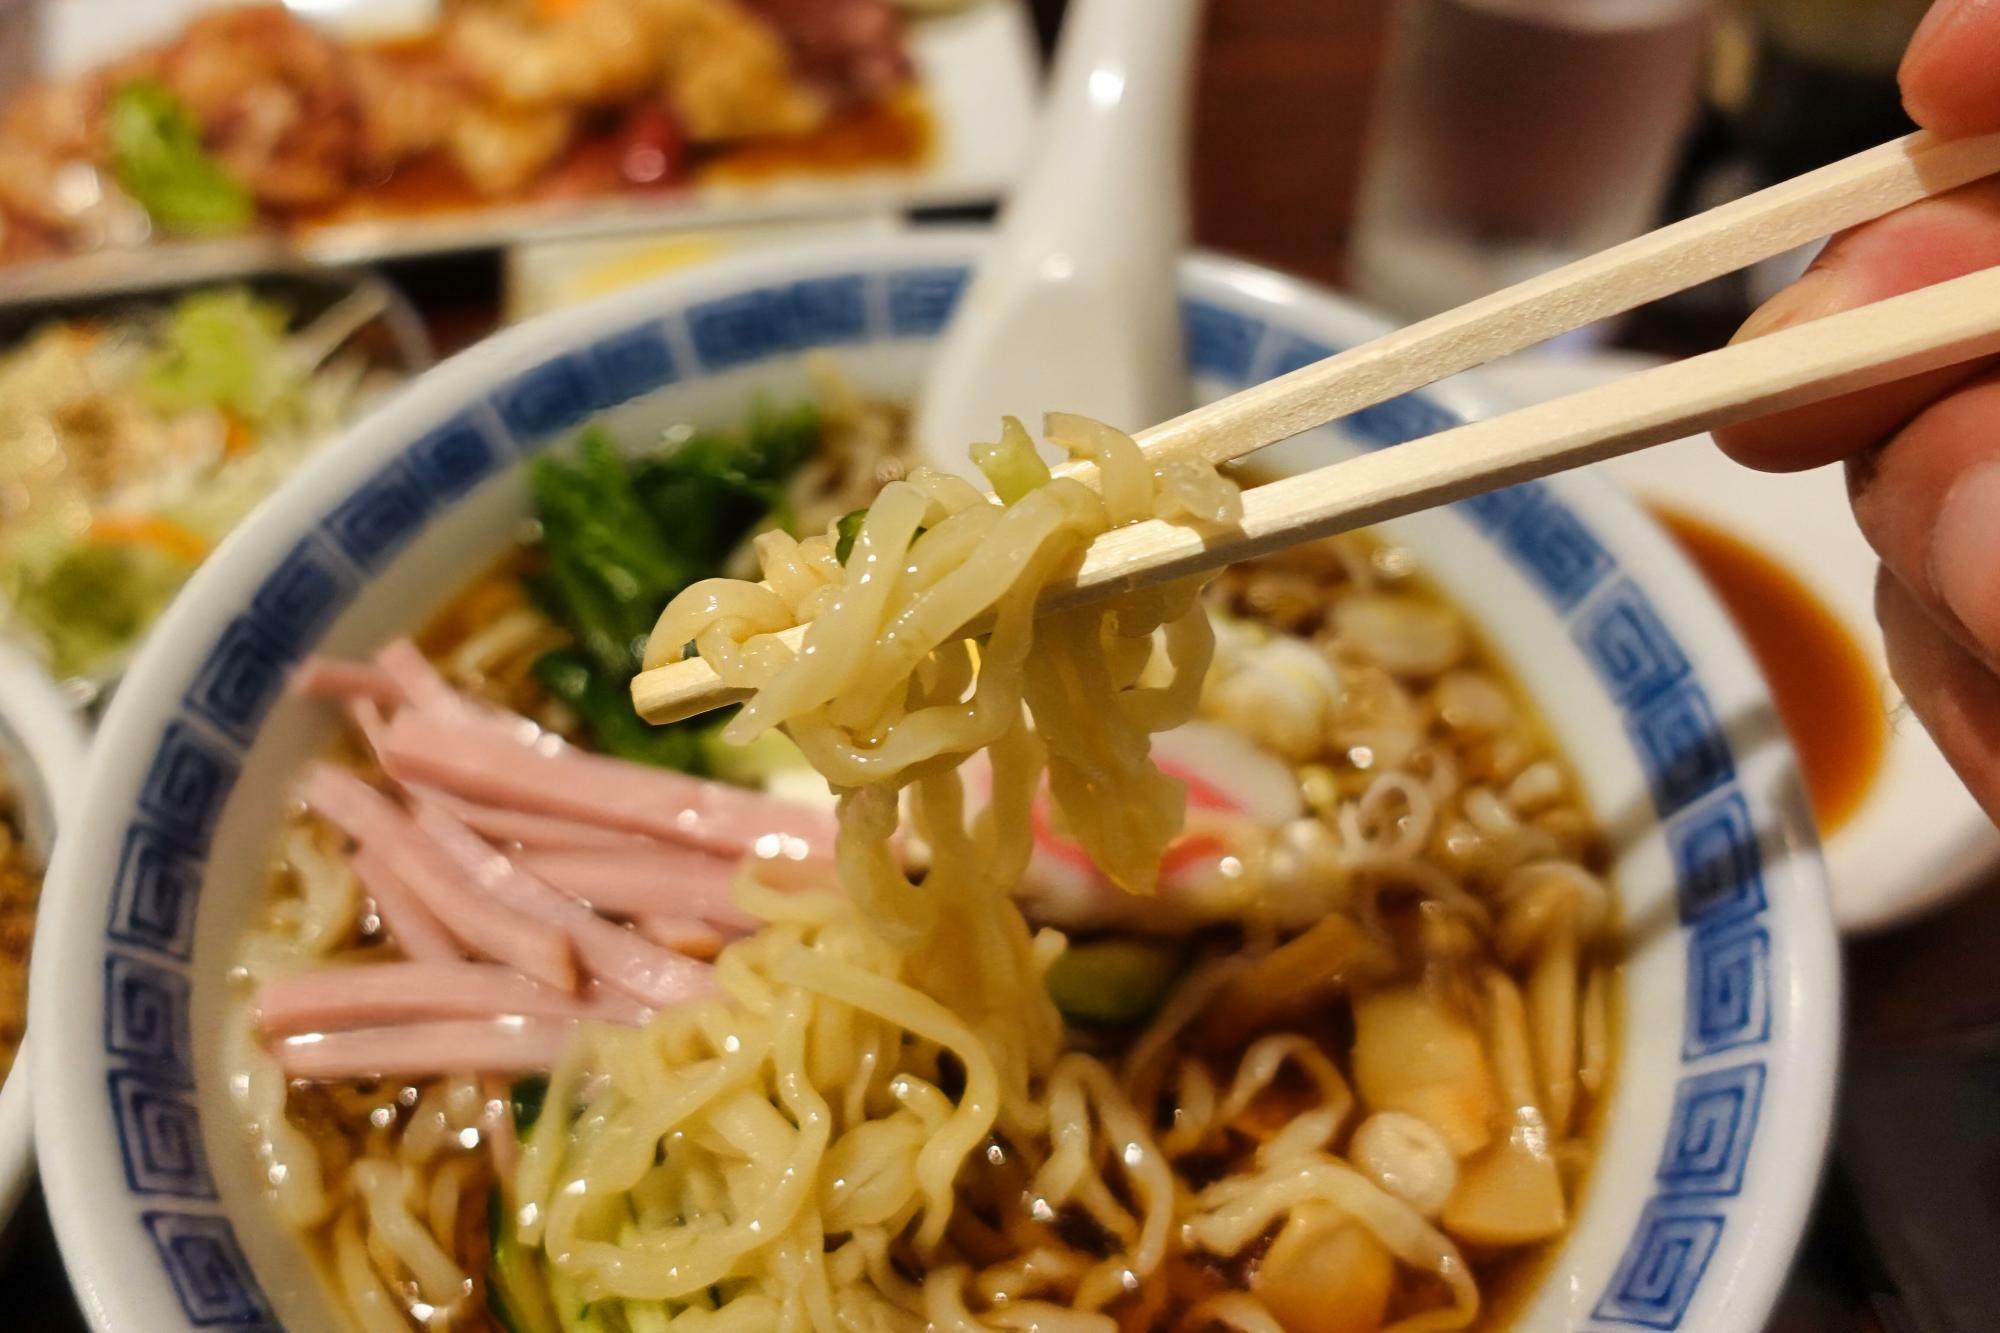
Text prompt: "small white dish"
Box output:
[[20, 1, 1042, 284], [1482, 350, 2000, 933], [0, 639, 89, 1231], [33, 233, 1838, 1332]]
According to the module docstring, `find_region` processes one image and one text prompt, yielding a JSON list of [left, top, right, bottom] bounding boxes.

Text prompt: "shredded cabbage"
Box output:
[[0, 289, 383, 679]]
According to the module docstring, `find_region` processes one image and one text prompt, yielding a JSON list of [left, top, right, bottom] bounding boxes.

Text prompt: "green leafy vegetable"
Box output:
[[533, 649, 710, 772], [1045, 937, 1190, 1025], [972, 415, 1052, 505], [527, 405, 823, 772], [509, 1075, 550, 1133], [833, 508, 867, 565], [142, 289, 297, 427], [488, 1187, 563, 1333], [106, 81, 253, 234], [833, 507, 925, 566]]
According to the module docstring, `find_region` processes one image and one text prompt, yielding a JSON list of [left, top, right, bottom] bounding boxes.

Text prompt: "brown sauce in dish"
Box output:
[[1649, 503, 1886, 835], [299, 89, 931, 228], [695, 91, 931, 182]]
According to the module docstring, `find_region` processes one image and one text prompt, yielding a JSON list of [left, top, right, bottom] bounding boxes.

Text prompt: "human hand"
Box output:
[[1713, 0, 2000, 823]]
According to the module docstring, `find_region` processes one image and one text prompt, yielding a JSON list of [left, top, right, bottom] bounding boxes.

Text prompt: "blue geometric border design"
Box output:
[[143, 1212, 275, 1327], [1656, 1063, 1766, 1198], [105, 953, 195, 1087], [95, 266, 1782, 1330], [1685, 921, 1772, 1058], [108, 1071, 215, 1199], [1593, 1205, 1727, 1329]]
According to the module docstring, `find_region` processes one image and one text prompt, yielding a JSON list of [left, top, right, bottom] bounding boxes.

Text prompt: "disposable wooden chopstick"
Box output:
[[1059, 129, 2000, 482], [634, 262, 2000, 725]]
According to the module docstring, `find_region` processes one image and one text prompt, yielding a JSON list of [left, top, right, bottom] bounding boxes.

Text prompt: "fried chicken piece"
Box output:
[[446, 0, 662, 109], [446, 100, 578, 196], [154, 5, 364, 208], [650, 0, 825, 141], [447, 0, 824, 142], [351, 45, 468, 173]]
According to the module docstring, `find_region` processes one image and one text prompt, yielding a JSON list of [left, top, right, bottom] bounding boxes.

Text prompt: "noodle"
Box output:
[[231, 402, 1620, 1332]]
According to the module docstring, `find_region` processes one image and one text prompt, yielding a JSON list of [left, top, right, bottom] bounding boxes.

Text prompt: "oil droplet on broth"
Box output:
[[1648, 504, 1887, 835]]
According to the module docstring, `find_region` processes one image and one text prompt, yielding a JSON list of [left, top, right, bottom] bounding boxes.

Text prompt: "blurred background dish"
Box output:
[[0, 267, 430, 690], [0, 0, 1038, 302], [0, 638, 88, 1236]]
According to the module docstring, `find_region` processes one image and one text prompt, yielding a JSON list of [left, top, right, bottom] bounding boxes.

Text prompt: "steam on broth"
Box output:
[[230, 392, 1617, 1332]]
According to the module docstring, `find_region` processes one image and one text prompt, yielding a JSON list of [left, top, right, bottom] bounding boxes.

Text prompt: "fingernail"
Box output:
[[1932, 459, 2000, 654], [1731, 266, 1842, 344], [1906, 0, 1970, 67]]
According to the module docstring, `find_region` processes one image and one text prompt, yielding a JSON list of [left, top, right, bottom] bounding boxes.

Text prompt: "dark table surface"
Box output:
[[13, 0, 2000, 1327]]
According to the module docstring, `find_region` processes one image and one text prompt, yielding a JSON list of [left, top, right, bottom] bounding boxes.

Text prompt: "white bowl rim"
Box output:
[[0, 637, 89, 1230], [31, 229, 1840, 1332]]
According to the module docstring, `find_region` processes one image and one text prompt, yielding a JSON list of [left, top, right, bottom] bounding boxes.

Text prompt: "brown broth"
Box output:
[[1650, 504, 1886, 835]]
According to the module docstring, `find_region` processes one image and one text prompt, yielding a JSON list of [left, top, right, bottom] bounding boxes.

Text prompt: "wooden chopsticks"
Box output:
[[632, 132, 2000, 726]]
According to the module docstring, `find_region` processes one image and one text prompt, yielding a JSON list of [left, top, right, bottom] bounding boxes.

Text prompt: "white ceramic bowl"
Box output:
[[0, 639, 88, 1231], [33, 233, 1840, 1332]]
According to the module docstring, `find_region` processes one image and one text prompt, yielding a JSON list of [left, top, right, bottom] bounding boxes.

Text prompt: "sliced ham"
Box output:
[[583, 980, 660, 1026], [414, 786, 654, 851], [348, 696, 392, 757], [275, 1017, 584, 1079], [516, 845, 753, 929], [257, 961, 603, 1036], [293, 657, 404, 707], [348, 844, 459, 963], [374, 639, 479, 723], [303, 764, 577, 993], [380, 709, 838, 860], [634, 915, 729, 959], [412, 801, 716, 1010]]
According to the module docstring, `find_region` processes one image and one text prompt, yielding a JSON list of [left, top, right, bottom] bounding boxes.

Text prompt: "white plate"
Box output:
[[0, 639, 89, 1231], [4, 1, 1040, 300], [1480, 349, 2000, 933]]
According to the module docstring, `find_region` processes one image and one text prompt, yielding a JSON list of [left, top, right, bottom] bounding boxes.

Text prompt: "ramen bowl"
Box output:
[[33, 232, 1839, 1331]]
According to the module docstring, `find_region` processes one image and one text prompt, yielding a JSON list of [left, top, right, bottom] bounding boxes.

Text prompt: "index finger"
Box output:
[[1903, 0, 2000, 138]]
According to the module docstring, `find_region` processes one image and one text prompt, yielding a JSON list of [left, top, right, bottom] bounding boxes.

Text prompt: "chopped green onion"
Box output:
[[972, 416, 1053, 505]]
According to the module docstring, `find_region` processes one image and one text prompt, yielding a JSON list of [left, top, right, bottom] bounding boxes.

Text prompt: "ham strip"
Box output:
[[412, 801, 715, 1009], [374, 639, 481, 723], [376, 639, 537, 740], [413, 787, 654, 851], [258, 961, 604, 1036], [293, 658, 403, 707], [516, 845, 754, 929], [583, 981, 661, 1027], [304, 765, 576, 992], [380, 709, 838, 859], [348, 845, 459, 963], [275, 1018, 583, 1079], [634, 916, 729, 959]]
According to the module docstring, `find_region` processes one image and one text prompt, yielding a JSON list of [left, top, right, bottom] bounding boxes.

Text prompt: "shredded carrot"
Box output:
[[88, 514, 211, 564], [534, 0, 588, 18], [221, 411, 256, 457]]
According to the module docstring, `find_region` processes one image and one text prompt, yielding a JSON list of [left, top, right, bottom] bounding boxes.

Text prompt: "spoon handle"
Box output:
[[911, 0, 1205, 457]]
